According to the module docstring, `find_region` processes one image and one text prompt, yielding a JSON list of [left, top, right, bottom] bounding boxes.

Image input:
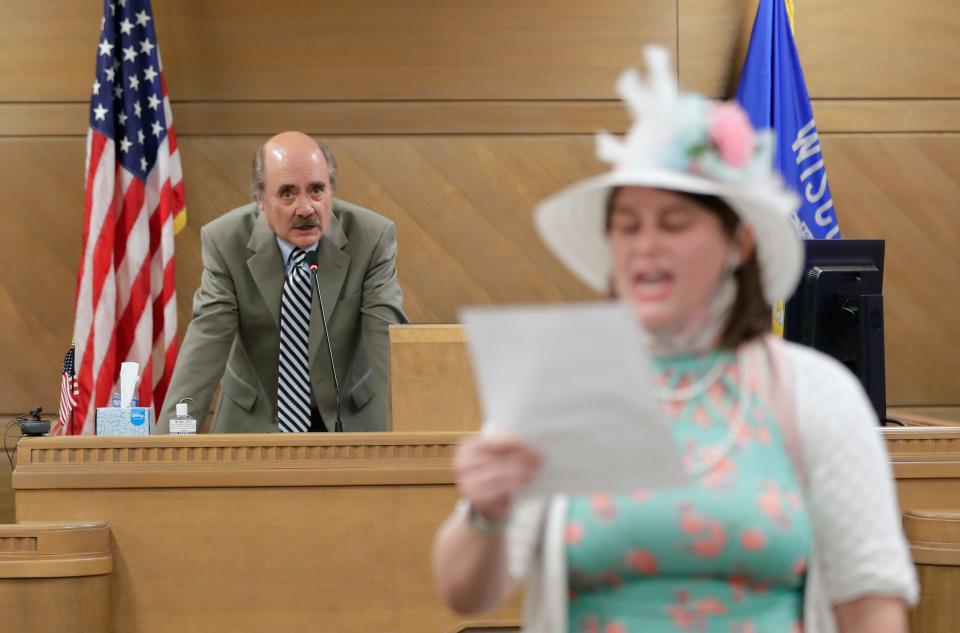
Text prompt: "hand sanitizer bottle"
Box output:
[[169, 402, 197, 435]]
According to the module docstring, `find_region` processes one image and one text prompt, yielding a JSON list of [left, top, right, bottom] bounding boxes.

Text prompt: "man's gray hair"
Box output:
[[251, 137, 338, 198]]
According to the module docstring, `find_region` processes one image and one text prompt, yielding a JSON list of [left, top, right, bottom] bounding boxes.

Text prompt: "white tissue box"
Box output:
[[95, 407, 153, 436]]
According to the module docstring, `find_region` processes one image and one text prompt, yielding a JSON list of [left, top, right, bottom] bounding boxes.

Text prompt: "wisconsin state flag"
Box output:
[[735, 0, 841, 240]]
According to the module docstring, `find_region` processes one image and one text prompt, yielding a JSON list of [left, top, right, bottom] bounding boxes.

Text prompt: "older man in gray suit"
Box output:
[[157, 131, 408, 433]]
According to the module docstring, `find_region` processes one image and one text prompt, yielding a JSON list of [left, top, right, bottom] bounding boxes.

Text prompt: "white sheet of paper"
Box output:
[[461, 301, 688, 498]]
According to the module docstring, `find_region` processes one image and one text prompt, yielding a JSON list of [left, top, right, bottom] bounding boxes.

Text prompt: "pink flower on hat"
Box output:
[[708, 102, 756, 167]]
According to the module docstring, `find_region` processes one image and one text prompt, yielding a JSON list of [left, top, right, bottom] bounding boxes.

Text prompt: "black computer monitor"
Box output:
[[783, 239, 886, 422]]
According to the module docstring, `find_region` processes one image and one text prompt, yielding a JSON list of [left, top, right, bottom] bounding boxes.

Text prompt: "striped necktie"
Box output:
[[277, 248, 313, 432]]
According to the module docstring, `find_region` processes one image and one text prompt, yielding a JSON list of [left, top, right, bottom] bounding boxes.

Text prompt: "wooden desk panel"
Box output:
[[12, 429, 960, 633], [890, 407, 960, 428], [904, 509, 960, 633], [0, 522, 112, 633], [390, 325, 482, 433], [0, 454, 13, 524], [886, 428, 960, 512], [13, 433, 519, 633]]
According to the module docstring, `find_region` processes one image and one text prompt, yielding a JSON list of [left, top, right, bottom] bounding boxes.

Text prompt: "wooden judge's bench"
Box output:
[[4, 325, 959, 633]]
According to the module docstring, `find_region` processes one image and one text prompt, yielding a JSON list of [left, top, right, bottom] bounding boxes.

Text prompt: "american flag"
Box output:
[[67, 0, 185, 434], [57, 346, 79, 432]]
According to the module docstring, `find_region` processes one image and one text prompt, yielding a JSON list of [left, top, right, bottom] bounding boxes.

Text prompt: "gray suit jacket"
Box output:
[[156, 200, 408, 433]]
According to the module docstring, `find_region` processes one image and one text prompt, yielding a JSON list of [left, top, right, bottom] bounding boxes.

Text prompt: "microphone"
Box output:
[[302, 250, 343, 432]]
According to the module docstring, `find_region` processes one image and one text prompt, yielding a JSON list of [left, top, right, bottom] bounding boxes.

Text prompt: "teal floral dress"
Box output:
[[566, 349, 811, 633]]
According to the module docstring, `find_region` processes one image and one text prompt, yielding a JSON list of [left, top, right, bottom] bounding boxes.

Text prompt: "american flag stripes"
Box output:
[[57, 346, 79, 433], [67, 0, 185, 434]]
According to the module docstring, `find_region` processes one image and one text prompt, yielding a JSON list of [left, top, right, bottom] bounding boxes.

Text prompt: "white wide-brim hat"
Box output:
[[533, 47, 803, 304]]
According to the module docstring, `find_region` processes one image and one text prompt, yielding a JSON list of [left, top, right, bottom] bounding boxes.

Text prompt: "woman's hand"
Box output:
[[454, 433, 543, 522], [433, 433, 540, 613]]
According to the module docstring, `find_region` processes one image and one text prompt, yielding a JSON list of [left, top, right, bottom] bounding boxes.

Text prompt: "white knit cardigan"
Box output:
[[447, 341, 919, 632]]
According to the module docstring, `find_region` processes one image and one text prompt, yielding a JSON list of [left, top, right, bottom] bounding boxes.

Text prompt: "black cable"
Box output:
[[4, 407, 44, 469], [3, 417, 25, 470], [882, 417, 908, 427]]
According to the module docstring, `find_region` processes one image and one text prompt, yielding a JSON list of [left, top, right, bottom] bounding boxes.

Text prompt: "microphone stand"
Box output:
[[303, 261, 343, 432]]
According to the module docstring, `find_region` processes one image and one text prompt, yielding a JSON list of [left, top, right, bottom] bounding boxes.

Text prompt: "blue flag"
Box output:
[[735, 0, 841, 239]]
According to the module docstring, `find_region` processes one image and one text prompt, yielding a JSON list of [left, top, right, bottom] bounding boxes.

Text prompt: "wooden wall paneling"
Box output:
[[0, 104, 89, 136], [0, 134, 603, 412], [797, 0, 960, 98], [0, 3, 99, 101], [165, 101, 631, 136], [8, 100, 960, 138], [171, 134, 960, 406], [1, 132, 958, 414], [0, 0, 675, 102], [811, 101, 960, 135], [331, 136, 601, 322], [678, 0, 960, 98], [158, 0, 677, 101], [677, 0, 757, 98], [1, 0, 959, 418], [171, 134, 604, 322], [822, 134, 960, 405], [0, 139, 86, 414], [17, 0, 952, 106]]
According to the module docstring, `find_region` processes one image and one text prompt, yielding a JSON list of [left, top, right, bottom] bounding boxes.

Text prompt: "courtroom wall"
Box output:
[[0, 0, 957, 420]]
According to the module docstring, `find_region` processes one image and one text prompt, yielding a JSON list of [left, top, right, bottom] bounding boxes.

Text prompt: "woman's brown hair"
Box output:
[[605, 187, 771, 349]]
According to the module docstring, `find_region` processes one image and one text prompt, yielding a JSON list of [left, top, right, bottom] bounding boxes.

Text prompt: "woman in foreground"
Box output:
[[433, 47, 917, 633]]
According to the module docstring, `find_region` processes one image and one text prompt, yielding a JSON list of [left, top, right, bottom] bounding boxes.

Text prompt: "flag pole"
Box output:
[[772, 0, 796, 338]]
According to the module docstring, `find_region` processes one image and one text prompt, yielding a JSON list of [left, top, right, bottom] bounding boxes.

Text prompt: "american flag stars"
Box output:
[[90, 0, 169, 176]]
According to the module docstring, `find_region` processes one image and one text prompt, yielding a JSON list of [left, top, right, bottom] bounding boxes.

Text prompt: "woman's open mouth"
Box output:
[[631, 271, 674, 301]]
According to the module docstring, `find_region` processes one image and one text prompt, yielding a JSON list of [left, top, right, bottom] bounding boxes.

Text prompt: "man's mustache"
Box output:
[[290, 215, 321, 229]]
